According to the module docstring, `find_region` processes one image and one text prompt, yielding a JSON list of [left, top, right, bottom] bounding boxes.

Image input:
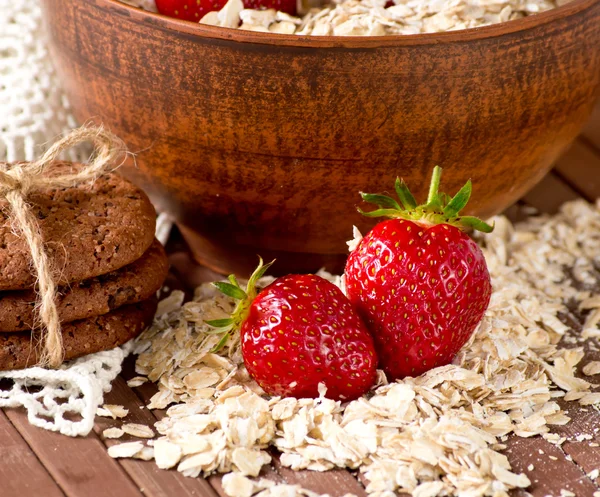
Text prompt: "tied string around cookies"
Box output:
[[0, 126, 126, 368]]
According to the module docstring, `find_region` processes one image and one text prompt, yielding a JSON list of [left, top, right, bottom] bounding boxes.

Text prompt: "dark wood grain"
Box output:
[[40, 0, 600, 274], [504, 435, 599, 496], [0, 410, 65, 497], [5, 408, 145, 497], [522, 171, 581, 214], [582, 101, 600, 150], [554, 140, 600, 201], [95, 376, 219, 497]]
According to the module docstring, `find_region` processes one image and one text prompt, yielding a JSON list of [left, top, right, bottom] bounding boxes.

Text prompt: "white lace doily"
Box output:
[[0, 343, 133, 437], [0, 2, 176, 437], [0, 1, 85, 162]]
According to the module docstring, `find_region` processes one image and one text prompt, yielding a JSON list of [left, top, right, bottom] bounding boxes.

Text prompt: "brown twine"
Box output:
[[0, 126, 126, 368]]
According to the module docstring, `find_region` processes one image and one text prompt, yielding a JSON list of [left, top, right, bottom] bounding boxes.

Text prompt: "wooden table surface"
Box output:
[[1, 106, 600, 497]]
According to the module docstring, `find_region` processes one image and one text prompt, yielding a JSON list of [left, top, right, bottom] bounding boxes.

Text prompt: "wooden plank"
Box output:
[[553, 140, 600, 201], [543, 339, 600, 479], [581, 102, 600, 151], [274, 459, 367, 497], [0, 410, 65, 497], [552, 401, 600, 475], [168, 251, 221, 294], [96, 375, 219, 497], [522, 171, 581, 214], [504, 435, 599, 497], [5, 407, 144, 497]]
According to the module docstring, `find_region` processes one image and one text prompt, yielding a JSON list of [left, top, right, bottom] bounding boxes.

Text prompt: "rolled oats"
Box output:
[[127, 376, 149, 388], [97, 404, 129, 419], [199, 0, 567, 35], [108, 441, 145, 458], [102, 427, 125, 439], [122, 423, 155, 438], [109, 199, 600, 496]]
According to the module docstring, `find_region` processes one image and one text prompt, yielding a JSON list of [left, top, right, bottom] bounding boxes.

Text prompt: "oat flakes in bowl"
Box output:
[[122, 0, 570, 35]]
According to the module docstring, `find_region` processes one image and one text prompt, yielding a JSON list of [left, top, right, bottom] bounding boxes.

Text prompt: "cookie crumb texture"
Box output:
[[0, 168, 156, 290], [0, 239, 168, 332], [0, 298, 157, 371]]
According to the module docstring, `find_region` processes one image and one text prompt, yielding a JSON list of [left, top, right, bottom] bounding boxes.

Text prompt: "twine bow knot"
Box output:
[[0, 127, 125, 368]]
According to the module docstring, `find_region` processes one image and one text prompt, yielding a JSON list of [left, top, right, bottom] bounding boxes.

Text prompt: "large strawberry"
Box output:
[[208, 260, 377, 401], [344, 166, 493, 380], [156, 0, 296, 22]]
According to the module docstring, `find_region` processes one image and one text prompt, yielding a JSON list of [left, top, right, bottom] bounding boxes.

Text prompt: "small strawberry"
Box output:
[[208, 260, 377, 401], [344, 166, 493, 380], [156, 0, 296, 22], [155, 0, 228, 22], [242, 0, 297, 14]]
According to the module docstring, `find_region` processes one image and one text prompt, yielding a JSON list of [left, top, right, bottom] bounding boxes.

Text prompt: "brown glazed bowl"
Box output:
[[42, 0, 600, 275]]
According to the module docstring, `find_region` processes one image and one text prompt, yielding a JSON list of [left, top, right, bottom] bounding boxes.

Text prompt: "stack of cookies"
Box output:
[[0, 167, 168, 371]]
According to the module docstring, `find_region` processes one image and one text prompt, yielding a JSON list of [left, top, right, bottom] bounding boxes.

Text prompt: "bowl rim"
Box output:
[[97, 0, 597, 47]]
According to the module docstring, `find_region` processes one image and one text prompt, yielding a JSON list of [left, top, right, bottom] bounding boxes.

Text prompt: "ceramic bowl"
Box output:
[[41, 0, 600, 274]]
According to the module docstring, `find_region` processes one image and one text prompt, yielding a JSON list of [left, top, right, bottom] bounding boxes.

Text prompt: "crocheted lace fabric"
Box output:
[[0, 1, 170, 437], [0, 344, 133, 437], [0, 1, 85, 162]]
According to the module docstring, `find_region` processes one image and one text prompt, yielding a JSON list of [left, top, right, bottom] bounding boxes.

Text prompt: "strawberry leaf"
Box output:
[[443, 180, 472, 218], [213, 282, 247, 300], [459, 216, 494, 233], [357, 207, 404, 218], [210, 332, 232, 353], [205, 318, 234, 328], [360, 193, 401, 210], [357, 166, 493, 234], [394, 178, 417, 210]]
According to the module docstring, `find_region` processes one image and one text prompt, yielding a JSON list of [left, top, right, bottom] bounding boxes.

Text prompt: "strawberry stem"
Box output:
[[206, 257, 274, 352], [358, 166, 494, 233]]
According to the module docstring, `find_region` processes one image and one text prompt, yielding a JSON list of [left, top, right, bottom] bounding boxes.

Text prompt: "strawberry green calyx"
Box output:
[[206, 257, 274, 352], [358, 166, 494, 233]]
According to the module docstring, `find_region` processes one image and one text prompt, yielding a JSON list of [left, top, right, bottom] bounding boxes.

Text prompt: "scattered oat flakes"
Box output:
[[103, 427, 125, 439], [115, 200, 600, 497], [222, 473, 255, 497], [588, 469, 599, 479], [583, 361, 600, 376], [221, 472, 343, 497], [133, 446, 155, 461], [127, 376, 149, 388], [108, 441, 145, 458], [527, 464, 534, 471], [97, 404, 129, 419], [122, 423, 155, 439], [154, 439, 183, 469]]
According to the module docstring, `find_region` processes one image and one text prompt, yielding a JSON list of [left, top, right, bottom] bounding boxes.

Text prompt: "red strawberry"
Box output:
[[155, 0, 228, 21], [344, 166, 493, 380], [242, 0, 297, 14], [208, 261, 377, 401], [156, 0, 296, 22]]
